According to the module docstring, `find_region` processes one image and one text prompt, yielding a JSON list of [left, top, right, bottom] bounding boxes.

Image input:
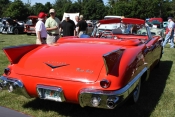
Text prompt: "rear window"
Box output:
[[26, 18, 38, 25]]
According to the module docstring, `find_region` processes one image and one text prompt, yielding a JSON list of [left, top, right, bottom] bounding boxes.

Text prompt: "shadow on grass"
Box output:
[[23, 60, 172, 117]]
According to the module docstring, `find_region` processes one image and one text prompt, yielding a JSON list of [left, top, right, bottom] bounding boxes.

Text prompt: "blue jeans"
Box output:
[[163, 33, 174, 48]]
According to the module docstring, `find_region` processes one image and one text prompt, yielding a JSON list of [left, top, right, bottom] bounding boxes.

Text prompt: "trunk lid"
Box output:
[[14, 42, 122, 83]]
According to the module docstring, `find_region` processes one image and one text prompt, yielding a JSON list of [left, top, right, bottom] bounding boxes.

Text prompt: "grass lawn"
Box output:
[[0, 34, 175, 117]]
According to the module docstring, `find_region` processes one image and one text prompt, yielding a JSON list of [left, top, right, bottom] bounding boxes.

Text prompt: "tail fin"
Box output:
[[3, 44, 40, 64], [103, 49, 124, 75]]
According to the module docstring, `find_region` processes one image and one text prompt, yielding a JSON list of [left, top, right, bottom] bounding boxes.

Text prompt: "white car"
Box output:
[[97, 16, 124, 35]]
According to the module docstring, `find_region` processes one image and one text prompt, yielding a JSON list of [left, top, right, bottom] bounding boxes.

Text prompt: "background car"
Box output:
[[163, 21, 168, 28], [138, 18, 165, 40], [1, 18, 24, 34], [96, 16, 124, 36], [24, 15, 38, 35], [0, 18, 2, 27], [0, 18, 2, 33]]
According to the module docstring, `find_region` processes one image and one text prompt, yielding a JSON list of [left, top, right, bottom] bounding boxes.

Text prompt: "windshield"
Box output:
[[91, 22, 154, 39], [97, 23, 147, 35], [26, 18, 38, 25]]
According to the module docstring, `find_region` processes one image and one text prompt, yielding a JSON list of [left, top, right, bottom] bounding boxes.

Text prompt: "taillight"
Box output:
[[100, 79, 110, 88], [4, 68, 11, 76]]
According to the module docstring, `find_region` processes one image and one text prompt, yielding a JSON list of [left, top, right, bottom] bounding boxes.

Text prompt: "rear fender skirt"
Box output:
[[103, 49, 125, 75], [3, 44, 41, 64]]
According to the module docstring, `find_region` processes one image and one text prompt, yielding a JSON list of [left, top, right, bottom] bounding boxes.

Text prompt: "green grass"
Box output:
[[0, 34, 175, 117]]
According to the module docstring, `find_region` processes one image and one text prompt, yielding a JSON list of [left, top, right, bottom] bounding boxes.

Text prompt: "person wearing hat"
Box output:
[[45, 8, 61, 44], [60, 14, 76, 36], [77, 15, 88, 37], [162, 17, 174, 48], [35, 12, 47, 44]]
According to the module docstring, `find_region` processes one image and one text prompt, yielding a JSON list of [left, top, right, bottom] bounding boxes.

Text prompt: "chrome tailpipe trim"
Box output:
[[106, 97, 119, 109], [0, 76, 31, 98]]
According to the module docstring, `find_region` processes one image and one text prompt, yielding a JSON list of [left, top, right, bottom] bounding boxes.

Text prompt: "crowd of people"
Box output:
[[35, 9, 175, 49], [35, 9, 88, 44]]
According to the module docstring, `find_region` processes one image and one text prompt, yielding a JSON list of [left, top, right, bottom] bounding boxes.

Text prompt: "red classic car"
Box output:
[[24, 15, 38, 35], [0, 18, 162, 109]]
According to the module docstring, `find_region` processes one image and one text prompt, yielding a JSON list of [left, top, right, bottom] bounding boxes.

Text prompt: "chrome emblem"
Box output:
[[45, 62, 69, 71], [76, 68, 93, 74]]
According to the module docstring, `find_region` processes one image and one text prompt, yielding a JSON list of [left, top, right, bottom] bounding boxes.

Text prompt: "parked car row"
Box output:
[[0, 16, 167, 40], [0, 16, 38, 35]]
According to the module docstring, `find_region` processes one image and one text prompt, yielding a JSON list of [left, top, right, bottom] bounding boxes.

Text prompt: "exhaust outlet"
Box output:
[[107, 97, 119, 109]]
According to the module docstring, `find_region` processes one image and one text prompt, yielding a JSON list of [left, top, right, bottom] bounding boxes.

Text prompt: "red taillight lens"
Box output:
[[100, 79, 110, 88], [4, 68, 11, 76]]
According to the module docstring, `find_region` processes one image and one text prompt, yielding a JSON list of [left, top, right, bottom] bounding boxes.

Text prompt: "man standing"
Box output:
[[35, 12, 47, 44], [77, 15, 88, 37], [60, 14, 76, 36], [74, 15, 79, 36], [45, 9, 61, 44], [163, 17, 174, 48]]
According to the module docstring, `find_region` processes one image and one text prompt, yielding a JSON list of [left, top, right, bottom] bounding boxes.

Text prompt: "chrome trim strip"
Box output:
[[0, 76, 31, 98], [79, 67, 147, 109]]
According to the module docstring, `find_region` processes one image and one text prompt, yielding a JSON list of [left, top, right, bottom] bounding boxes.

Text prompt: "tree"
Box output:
[[2, 0, 29, 20], [31, 3, 47, 16], [0, 0, 11, 18], [81, 0, 107, 20], [53, 0, 73, 20], [45, 2, 53, 14]]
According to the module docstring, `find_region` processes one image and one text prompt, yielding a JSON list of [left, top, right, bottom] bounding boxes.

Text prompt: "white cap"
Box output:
[[80, 15, 83, 18], [65, 14, 70, 18], [49, 9, 55, 13]]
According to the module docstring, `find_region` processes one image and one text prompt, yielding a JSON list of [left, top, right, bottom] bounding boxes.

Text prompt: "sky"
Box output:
[[12, 0, 108, 5]]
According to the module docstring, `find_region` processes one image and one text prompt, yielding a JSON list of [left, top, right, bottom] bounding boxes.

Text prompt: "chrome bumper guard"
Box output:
[[79, 67, 147, 109], [36, 85, 66, 102], [0, 76, 31, 98]]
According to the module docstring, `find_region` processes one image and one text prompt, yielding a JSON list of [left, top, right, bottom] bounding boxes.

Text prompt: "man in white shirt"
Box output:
[[35, 12, 47, 44], [163, 17, 174, 48]]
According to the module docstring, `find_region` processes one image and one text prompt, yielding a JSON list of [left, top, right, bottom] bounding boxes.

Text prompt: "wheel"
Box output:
[[133, 79, 141, 102], [27, 33, 31, 35], [13, 28, 19, 34], [129, 78, 141, 104]]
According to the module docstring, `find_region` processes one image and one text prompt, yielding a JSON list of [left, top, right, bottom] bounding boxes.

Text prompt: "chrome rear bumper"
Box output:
[[0, 76, 66, 102], [79, 67, 147, 109], [0, 76, 31, 98]]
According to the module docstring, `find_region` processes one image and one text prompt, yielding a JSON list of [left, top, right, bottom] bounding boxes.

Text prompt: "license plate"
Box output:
[[37, 85, 63, 102], [45, 89, 61, 101]]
